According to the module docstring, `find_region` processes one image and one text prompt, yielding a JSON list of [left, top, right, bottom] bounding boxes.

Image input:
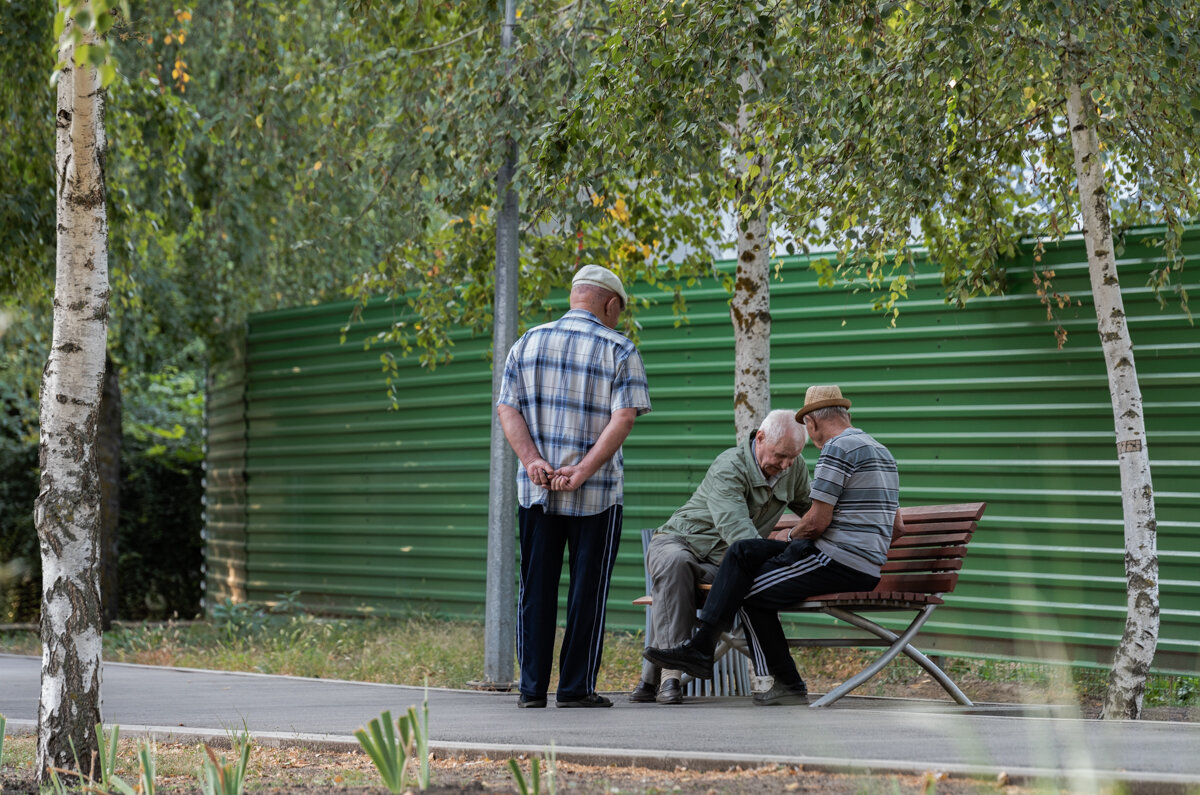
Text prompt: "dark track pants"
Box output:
[[699, 538, 878, 683], [517, 504, 622, 701]]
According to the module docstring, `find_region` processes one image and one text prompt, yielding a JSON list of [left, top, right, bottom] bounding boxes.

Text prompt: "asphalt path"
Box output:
[[4, 654, 1200, 788]]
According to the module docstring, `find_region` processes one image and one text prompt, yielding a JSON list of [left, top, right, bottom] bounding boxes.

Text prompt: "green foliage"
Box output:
[[117, 438, 204, 620], [0, 435, 202, 624], [354, 701, 431, 793], [209, 591, 305, 646], [129, 739, 158, 795], [83, 723, 157, 795], [508, 747, 556, 795], [198, 733, 252, 795], [1, 713, 6, 769], [0, 443, 38, 623], [554, 0, 1200, 330], [322, 0, 730, 371], [97, 723, 121, 789], [38, 725, 157, 795], [52, 0, 126, 89]]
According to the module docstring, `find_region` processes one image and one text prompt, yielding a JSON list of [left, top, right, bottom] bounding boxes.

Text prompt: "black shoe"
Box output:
[[643, 640, 714, 680], [556, 693, 613, 708], [753, 680, 809, 706], [629, 681, 658, 703], [656, 678, 683, 705], [517, 694, 547, 709]]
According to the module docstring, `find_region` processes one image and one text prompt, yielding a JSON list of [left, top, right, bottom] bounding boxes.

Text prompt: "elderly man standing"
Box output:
[[497, 265, 652, 709], [630, 409, 810, 705], [644, 386, 901, 706]]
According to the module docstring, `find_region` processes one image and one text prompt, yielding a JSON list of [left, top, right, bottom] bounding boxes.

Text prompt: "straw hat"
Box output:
[[794, 385, 852, 420], [572, 265, 627, 308]]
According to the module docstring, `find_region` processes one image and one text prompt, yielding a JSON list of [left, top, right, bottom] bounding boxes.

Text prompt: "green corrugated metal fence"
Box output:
[[203, 337, 248, 603], [204, 228, 1200, 673]]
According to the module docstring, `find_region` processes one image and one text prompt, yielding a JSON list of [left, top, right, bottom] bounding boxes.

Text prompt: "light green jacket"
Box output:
[[655, 436, 812, 563]]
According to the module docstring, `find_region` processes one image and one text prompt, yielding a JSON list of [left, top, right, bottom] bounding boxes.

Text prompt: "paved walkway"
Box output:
[[4, 654, 1200, 789]]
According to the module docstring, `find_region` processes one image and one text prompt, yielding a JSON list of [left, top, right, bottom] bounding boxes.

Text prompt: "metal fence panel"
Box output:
[[203, 338, 248, 606], [204, 228, 1200, 672]]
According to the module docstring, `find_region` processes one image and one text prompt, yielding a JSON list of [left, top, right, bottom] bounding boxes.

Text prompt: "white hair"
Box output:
[[807, 406, 851, 423], [758, 409, 805, 446]]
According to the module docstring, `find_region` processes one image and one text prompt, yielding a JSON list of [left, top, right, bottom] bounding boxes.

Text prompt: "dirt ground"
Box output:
[[0, 749, 1029, 794]]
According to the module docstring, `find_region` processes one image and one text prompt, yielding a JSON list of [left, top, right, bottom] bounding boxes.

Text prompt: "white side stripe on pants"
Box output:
[[738, 606, 770, 673], [745, 551, 832, 599]]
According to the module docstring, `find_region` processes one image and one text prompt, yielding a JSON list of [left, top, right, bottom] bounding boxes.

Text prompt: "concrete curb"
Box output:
[[7, 718, 1200, 790]]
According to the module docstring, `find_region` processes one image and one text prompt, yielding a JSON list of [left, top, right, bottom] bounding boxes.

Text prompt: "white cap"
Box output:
[[571, 265, 627, 308]]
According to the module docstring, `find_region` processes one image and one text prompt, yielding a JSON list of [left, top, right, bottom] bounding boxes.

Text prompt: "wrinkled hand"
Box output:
[[548, 465, 590, 492], [767, 527, 794, 542], [790, 524, 824, 541], [524, 458, 555, 488]]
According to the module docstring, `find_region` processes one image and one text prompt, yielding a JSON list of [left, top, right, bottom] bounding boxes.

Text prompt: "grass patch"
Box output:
[[2, 601, 1197, 711]]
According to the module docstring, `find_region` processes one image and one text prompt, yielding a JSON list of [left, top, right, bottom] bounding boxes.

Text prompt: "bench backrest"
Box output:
[[876, 502, 987, 597]]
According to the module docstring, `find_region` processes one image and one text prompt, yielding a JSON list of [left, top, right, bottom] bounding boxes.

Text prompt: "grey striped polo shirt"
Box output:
[[810, 428, 899, 577]]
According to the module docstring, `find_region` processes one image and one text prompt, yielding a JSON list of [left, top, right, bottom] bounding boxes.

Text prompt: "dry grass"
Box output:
[[1, 613, 1196, 714], [0, 735, 1034, 794]]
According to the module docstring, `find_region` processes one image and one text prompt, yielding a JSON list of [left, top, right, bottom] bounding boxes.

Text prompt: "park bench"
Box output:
[[635, 501, 987, 708]]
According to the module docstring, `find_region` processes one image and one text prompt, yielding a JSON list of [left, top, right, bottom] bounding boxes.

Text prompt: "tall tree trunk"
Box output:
[[1065, 76, 1159, 721], [34, 7, 109, 779], [730, 71, 771, 444], [98, 354, 121, 629]]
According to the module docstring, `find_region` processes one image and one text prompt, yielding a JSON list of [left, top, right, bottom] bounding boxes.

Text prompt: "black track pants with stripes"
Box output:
[[698, 538, 878, 682], [517, 504, 622, 701]]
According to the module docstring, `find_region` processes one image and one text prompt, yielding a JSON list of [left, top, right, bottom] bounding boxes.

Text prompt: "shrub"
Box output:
[[0, 443, 39, 623], [0, 438, 203, 623]]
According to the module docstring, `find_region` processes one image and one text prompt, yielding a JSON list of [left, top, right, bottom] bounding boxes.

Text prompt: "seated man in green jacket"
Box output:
[[630, 409, 811, 704]]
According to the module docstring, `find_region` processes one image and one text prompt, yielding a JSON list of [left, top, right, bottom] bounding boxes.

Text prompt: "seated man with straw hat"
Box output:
[[643, 385, 904, 706]]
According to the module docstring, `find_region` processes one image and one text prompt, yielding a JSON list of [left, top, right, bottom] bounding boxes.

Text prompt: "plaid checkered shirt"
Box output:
[[497, 309, 652, 516]]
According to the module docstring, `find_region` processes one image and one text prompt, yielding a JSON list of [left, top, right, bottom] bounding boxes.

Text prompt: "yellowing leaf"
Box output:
[[313, 161, 323, 171]]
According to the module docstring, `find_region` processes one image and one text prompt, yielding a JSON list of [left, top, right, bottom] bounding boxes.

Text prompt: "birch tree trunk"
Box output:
[[1065, 76, 1159, 721], [730, 71, 771, 444], [34, 7, 109, 779]]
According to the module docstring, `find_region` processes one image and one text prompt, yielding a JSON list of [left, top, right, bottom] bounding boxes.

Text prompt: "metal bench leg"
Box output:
[[820, 606, 973, 706], [809, 605, 973, 708]]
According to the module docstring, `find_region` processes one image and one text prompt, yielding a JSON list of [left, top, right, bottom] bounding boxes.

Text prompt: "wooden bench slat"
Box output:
[[885, 545, 969, 561], [798, 591, 946, 606], [877, 572, 958, 593], [897, 519, 978, 536], [890, 531, 973, 548], [880, 558, 963, 574], [900, 502, 987, 522]]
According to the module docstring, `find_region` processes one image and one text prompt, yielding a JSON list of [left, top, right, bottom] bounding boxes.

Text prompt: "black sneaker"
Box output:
[[556, 693, 613, 708], [642, 640, 714, 680], [517, 694, 547, 709], [752, 680, 809, 706]]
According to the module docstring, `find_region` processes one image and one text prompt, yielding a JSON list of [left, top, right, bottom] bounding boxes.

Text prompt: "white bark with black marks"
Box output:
[[35, 6, 109, 779], [1065, 76, 1159, 721], [730, 69, 771, 444]]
